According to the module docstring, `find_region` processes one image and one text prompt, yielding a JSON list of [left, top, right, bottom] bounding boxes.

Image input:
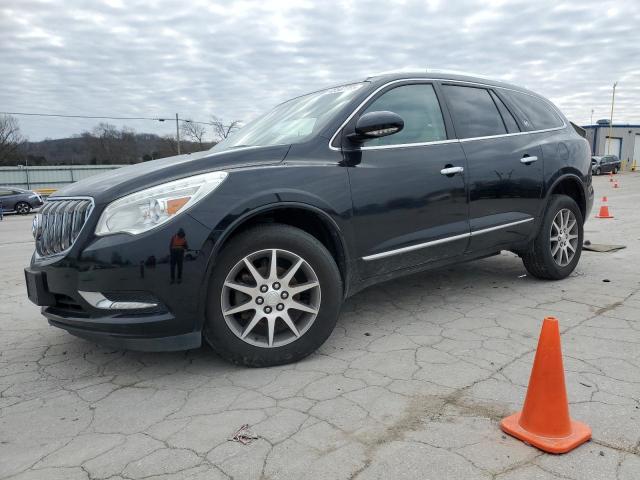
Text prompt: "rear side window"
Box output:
[[490, 91, 520, 133], [503, 90, 563, 130], [443, 85, 507, 139], [361, 84, 447, 146]]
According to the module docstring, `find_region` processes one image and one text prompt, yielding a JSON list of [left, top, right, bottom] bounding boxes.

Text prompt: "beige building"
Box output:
[[583, 121, 640, 168]]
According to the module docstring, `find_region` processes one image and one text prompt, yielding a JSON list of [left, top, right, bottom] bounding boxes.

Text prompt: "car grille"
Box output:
[[35, 199, 93, 257]]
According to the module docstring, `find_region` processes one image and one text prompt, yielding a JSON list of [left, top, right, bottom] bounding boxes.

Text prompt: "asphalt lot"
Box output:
[[1, 173, 639, 480]]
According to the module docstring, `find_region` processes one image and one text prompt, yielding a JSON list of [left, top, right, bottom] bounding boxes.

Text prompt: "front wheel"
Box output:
[[595, 168, 601, 176], [15, 202, 31, 215], [204, 224, 343, 367], [521, 195, 583, 280], [613, 167, 619, 174]]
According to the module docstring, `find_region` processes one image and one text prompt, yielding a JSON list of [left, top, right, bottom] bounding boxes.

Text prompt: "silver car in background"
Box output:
[[0, 187, 43, 214]]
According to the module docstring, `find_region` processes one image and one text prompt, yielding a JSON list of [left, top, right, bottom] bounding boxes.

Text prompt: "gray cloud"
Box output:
[[1, 0, 638, 140]]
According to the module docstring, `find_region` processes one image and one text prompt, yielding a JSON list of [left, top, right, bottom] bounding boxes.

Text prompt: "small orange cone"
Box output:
[[601, 196, 608, 202], [613, 181, 619, 189], [501, 317, 591, 453], [595, 203, 614, 218]]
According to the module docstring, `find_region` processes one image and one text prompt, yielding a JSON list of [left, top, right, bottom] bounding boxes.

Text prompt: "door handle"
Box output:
[[440, 166, 464, 176], [520, 155, 538, 164]]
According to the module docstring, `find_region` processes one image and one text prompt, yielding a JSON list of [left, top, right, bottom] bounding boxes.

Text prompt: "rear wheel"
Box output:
[[595, 167, 601, 175], [613, 167, 619, 174], [15, 202, 31, 215], [204, 224, 342, 367], [521, 195, 583, 280]]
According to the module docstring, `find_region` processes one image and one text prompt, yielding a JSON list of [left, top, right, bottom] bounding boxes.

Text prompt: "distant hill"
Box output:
[[18, 132, 214, 166]]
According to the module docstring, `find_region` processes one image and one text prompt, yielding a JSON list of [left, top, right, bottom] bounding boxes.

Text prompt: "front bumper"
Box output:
[[26, 212, 214, 351], [47, 312, 202, 351]]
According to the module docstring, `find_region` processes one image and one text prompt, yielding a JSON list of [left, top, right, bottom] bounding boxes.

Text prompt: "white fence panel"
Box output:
[[0, 165, 126, 191]]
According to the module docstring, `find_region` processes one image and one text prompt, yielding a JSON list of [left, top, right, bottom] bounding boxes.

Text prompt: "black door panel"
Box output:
[[462, 136, 543, 250], [348, 142, 469, 277], [345, 82, 470, 278], [441, 83, 544, 252]]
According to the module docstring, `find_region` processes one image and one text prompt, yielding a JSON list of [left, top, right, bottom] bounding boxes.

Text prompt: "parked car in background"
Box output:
[[25, 72, 593, 367], [591, 155, 621, 175], [0, 187, 43, 214]]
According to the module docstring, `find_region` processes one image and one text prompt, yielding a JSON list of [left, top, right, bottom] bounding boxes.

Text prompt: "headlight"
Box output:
[[95, 171, 228, 236]]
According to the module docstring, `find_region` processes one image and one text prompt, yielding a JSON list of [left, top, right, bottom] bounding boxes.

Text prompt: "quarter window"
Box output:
[[443, 85, 507, 139], [361, 84, 446, 146], [503, 90, 563, 130], [490, 91, 520, 133]]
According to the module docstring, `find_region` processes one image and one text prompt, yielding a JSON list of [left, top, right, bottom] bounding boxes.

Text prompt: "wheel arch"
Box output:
[[544, 174, 587, 221], [200, 202, 352, 317]]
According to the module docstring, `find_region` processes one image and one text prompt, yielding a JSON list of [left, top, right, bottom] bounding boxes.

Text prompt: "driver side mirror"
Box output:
[[348, 111, 404, 143]]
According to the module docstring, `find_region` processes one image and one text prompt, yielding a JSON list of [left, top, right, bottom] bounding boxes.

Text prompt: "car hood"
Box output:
[[52, 144, 290, 205]]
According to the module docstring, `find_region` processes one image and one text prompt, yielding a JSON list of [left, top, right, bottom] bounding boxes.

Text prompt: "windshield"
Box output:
[[211, 82, 365, 152]]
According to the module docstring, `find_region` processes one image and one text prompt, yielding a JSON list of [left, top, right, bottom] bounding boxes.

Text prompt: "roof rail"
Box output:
[[425, 68, 497, 80], [366, 67, 428, 79], [366, 68, 503, 82]]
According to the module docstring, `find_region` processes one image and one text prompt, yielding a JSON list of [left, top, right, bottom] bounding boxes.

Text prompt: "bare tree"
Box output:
[[157, 134, 180, 157], [180, 120, 207, 146], [210, 116, 241, 142], [83, 122, 139, 164], [0, 114, 26, 165]]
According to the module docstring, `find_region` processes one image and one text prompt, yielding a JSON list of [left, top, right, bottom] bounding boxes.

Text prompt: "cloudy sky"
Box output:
[[1, 0, 638, 141]]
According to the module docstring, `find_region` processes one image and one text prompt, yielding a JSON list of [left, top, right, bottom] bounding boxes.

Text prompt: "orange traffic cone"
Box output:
[[595, 204, 614, 218], [613, 181, 619, 189], [501, 317, 591, 453], [601, 196, 608, 202]]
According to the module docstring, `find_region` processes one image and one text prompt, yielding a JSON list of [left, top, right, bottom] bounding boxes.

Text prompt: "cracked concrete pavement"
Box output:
[[1, 173, 639, 480]]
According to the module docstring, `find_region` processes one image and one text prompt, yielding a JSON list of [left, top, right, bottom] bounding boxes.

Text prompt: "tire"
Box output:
[[595, 168, 601, 176], [521, 195, 583, 280], [15, 202, 31, 215], [613, 167, 618, 174], [203, 224, 343, 367]]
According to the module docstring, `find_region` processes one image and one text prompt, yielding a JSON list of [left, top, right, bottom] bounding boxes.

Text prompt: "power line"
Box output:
[[0, 111, 214, 126]]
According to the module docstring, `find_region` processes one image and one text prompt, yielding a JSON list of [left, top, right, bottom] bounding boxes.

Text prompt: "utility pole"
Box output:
[[590, 109, 594, 125], [606, 82, 617, 155], [175, 113, 181, 155], [25, 159, 31, 190]]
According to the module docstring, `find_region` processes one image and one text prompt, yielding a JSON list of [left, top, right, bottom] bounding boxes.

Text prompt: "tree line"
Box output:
[[0, 114, 240, 166]]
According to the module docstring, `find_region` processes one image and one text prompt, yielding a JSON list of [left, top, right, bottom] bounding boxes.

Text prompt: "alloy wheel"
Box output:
[[16, 203, 30, 214], [221, 248, 321, 348], [550, 208, 578, 267]]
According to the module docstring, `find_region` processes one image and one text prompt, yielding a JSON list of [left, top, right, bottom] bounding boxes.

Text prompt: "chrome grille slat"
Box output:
[[35, 198, 94, 258], [61, 201, 77, 251], [53, 202, 64, 253], [48, 202, 58, 254], [38, 204, 48, 256], [47, 202, 57, 255]]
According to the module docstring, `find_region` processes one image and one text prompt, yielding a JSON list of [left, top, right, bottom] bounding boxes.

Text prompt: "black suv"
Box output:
[[25, 72, 593, 366]]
